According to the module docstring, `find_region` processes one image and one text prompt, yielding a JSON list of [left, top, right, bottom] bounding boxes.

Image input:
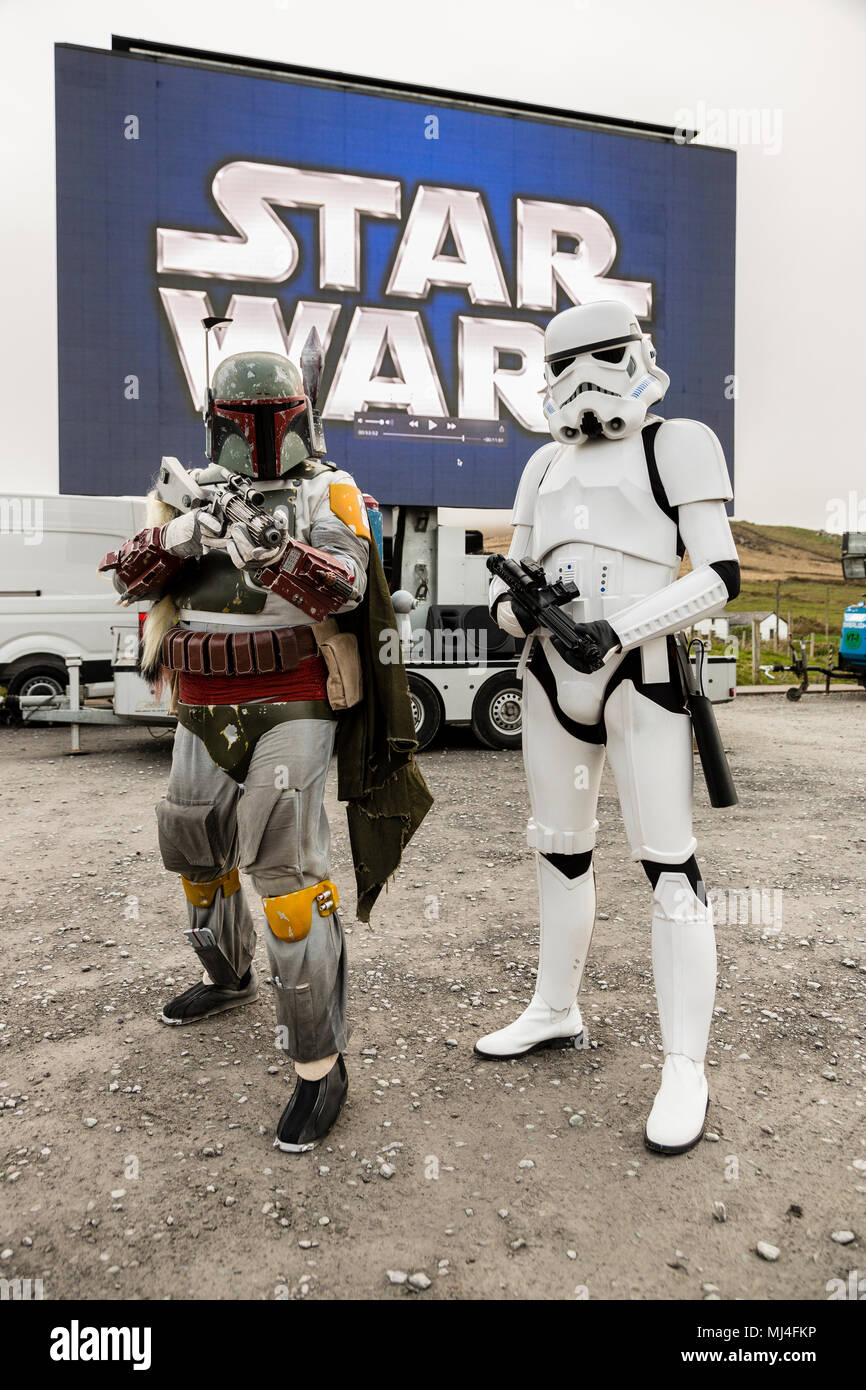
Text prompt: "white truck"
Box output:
[[384, 505, 524, 750], [0, 493, 172, 743], [0, 493, 148, 697]]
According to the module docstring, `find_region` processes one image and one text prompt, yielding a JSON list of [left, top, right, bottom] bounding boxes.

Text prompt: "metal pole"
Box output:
[[751, 619, 760, 685], [67, 655, 83, 755]]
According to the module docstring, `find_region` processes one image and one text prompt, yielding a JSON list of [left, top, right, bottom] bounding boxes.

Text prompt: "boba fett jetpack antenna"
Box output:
[[301, 326, 327, 457], [201, 316, 233, 417]]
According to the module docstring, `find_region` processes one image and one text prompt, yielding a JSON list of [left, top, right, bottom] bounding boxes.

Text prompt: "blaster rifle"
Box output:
[[487, 553, 610, 673], [156, 456, 283, 551]]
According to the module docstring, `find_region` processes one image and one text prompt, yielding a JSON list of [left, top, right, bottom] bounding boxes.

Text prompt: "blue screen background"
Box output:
[[55, 45, 736, 508]]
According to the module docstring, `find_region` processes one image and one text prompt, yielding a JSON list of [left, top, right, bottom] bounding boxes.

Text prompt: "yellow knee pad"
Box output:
[[181, 867, 241, 908], [263, 880, 340, 942]]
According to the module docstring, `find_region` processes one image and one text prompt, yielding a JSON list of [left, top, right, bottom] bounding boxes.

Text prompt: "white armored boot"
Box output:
[[475, 853, 594, 1059], [644, 870, 717, 1154]]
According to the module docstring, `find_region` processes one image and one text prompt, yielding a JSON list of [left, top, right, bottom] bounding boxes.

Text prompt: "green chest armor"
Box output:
[[171, 478, 305, 617]]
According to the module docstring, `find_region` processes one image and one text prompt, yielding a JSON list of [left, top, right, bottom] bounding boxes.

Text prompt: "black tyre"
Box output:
[[471, 670, 523, 749], [406, 673, 442, 750], [4, 659, 68, 699], [785, 685, 803, 702]]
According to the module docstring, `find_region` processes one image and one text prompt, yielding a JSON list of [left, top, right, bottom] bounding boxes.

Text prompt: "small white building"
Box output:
[[726, 611, 789, 641], [760, 613, 788, 641], [693, 616, 730, 639]]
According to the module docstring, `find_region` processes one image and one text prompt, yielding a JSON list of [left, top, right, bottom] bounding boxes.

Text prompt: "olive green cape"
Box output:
[[336, 543, 433, 922]]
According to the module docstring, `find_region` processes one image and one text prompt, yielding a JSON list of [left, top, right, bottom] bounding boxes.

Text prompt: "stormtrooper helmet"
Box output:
[[542, 301, 669, 443]]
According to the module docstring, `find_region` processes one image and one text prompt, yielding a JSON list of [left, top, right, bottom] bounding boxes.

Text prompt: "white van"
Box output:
[[0, 494, 147, 697]]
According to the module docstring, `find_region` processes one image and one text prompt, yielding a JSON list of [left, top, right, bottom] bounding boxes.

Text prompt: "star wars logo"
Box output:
[[157, 162, 653, 432]]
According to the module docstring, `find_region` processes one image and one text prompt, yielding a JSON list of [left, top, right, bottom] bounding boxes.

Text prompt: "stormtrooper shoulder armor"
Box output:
[[512, 442, 561, 526], [653, 419, 732, 507]]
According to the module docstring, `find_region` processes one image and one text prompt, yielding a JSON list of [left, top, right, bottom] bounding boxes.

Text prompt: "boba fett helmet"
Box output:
[[205, 349, 325, 479]]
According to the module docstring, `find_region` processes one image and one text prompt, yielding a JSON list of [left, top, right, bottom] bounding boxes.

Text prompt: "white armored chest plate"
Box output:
[[534, 434, 677, 566], [531, 433, 680, 646]]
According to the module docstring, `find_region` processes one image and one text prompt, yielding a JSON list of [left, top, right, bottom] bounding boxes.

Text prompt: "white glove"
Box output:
[[162, 509, 224, 558], [214, 507, 290, 571]]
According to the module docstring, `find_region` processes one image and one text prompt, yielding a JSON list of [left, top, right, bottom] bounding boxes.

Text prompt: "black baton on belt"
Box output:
[[673, 633, 738, 809]]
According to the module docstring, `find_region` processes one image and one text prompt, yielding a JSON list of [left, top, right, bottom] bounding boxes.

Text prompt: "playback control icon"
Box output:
[[354, 413, 508, 446]]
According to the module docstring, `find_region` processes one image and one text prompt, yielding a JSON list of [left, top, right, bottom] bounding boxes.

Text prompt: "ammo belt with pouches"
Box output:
[[161, 624, 318, 676]]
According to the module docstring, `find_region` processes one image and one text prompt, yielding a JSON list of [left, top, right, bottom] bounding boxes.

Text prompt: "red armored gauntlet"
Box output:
[[257, 539, 356, 622], [98, 527, 184, 600]]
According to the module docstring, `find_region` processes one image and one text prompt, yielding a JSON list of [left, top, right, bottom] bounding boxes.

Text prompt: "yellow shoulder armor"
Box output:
[[329, 482, 371, 540]]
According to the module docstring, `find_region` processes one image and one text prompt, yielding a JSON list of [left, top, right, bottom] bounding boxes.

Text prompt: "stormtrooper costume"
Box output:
[[475, 301, 739, 1154]]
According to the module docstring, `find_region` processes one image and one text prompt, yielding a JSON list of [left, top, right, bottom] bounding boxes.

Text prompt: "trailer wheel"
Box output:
[[4, 659, 68, 699], [471, 671, 523, 750], [406, 674, 442, 750], [786, 685, 803, 702]]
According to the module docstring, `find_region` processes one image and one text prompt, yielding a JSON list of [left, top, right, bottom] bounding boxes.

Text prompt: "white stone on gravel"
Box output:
[[756, 1241, 780, 1261], [831, 1230, 855, 1244]]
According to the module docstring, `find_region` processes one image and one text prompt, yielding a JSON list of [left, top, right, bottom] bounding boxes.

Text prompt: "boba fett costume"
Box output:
[[100, 350, 431, 1150]]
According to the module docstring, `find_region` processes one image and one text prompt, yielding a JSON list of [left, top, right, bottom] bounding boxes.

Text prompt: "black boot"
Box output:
[[159, 967, 258, 1025], [275, 1055, 348, 1152]]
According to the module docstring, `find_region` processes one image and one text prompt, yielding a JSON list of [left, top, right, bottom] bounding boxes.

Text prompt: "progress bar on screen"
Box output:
[[353, 413, 508, 445]]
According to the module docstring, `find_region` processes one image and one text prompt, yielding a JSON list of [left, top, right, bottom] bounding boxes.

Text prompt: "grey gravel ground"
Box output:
[[0, 693, 864, 1301]]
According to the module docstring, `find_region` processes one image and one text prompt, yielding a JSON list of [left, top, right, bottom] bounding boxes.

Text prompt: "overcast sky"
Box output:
[[1, 0, 863, 531]]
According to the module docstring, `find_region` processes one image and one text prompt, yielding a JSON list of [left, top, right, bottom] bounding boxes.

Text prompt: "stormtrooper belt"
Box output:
[[177, 698, 335, 783], [163, 624, 317, 677]]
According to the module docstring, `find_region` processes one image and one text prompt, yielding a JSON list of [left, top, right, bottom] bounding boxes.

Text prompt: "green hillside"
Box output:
[[710, 523, 865, 684]]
